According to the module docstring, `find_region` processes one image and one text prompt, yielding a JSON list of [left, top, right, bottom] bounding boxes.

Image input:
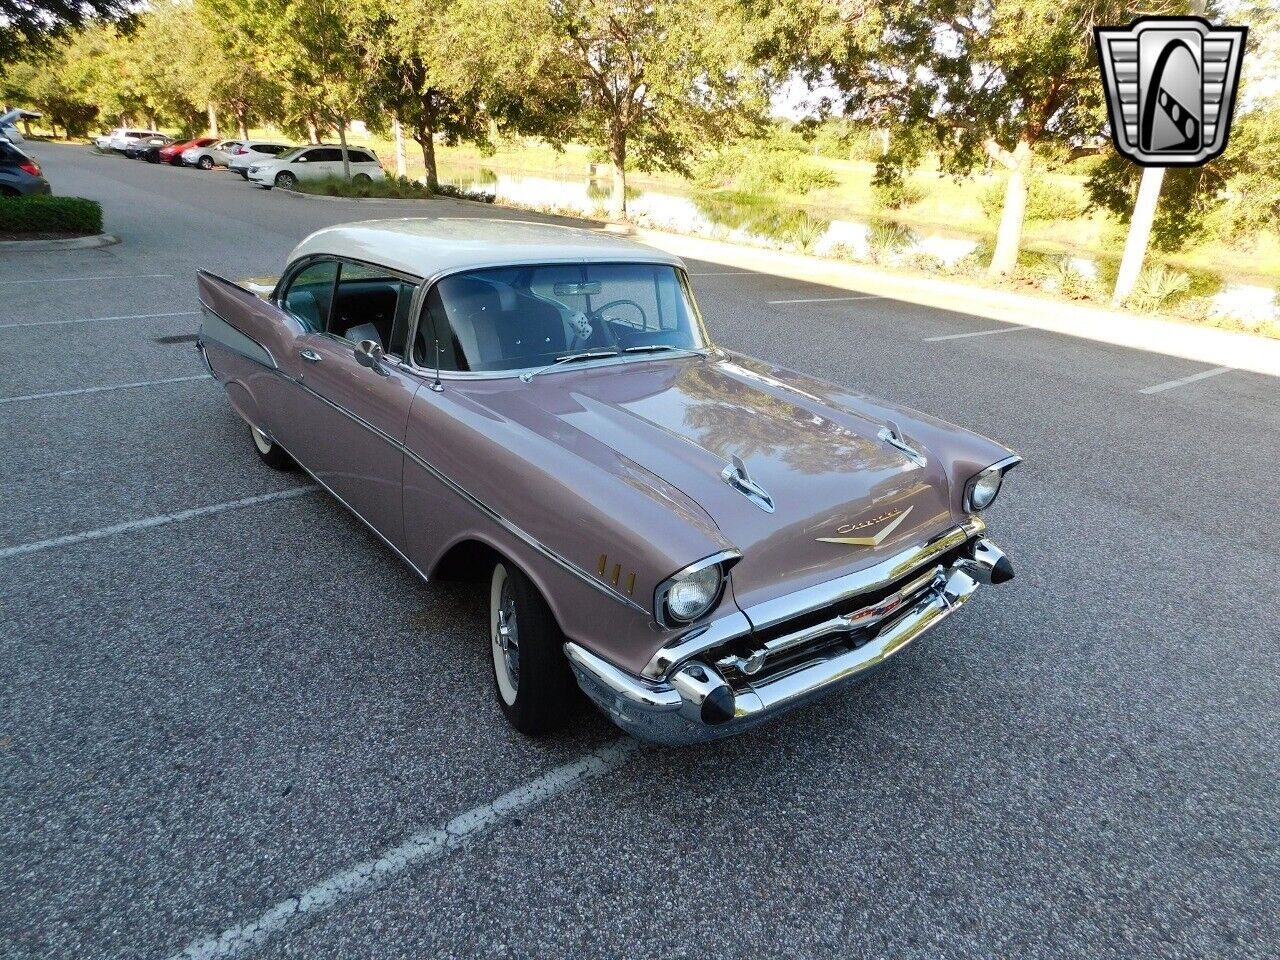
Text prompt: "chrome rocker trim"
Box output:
[[565, 536, 1010, 746]]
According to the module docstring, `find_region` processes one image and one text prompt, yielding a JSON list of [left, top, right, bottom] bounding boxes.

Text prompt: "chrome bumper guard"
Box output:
[[565, 535, 1011, 746]]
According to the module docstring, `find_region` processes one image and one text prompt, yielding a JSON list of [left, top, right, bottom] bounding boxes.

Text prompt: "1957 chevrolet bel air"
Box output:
[[197, 218, 1021, 745]]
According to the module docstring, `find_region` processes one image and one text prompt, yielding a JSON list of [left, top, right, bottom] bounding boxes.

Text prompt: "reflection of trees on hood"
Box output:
[[675, 366, 901, 476]]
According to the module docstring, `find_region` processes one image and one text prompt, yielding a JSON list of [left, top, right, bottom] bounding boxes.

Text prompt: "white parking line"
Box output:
[[0, 487, 318, 560], [169, 739, 639, 960], [1139, 366, 1232, 394], [0, 273, 176, 285], [923, 327, 1029, 342], [0, 310, 200, 330], [767, 295, 882, 304], [0, 374, 211, 404]]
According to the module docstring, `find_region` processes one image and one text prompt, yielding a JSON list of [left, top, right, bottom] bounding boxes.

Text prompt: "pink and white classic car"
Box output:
[[197, 218, 1020, 745]]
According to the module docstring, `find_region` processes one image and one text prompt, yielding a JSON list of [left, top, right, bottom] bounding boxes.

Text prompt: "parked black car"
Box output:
[[127, 135, 174, 162]]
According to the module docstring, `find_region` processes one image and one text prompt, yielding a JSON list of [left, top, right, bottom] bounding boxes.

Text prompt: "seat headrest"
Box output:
[[345, 322, 383, 349]]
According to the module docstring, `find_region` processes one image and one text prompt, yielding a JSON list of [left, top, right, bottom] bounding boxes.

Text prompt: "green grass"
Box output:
[[0, 195, 102, 236]]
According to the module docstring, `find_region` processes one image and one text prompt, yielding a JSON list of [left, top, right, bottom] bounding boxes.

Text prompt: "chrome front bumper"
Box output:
[[565, 534, 1011, 746]]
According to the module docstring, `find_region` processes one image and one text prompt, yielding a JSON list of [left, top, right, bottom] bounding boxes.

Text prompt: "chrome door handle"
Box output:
[[300, 349, 322, 363]]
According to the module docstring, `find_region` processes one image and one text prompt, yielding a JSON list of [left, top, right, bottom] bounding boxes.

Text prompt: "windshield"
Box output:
[[415, 262, 708, 373], [275, 147, 305, 162]]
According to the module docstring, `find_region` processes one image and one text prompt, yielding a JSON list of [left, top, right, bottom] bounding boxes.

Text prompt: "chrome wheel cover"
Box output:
[[490, 565, 520, 704]]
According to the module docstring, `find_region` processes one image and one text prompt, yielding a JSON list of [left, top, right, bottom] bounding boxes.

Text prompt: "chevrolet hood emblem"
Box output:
[[816, 505, 914, 547]]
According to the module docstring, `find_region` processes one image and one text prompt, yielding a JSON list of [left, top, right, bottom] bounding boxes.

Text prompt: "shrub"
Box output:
[[294, 175, 494, 202], [0, 195, 102, 235], [979, 176, 1083, 223], [1037, 259, 1101, 300], [1124, 265, 1192, 313], [784, 214, 829, 252], [872, 180, 925, 210], [866, 221, 915, 264], [695, 147, 839, 195]]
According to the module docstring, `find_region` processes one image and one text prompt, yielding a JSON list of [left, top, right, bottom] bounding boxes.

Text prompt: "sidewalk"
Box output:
[[623, 226, 1280, 378]]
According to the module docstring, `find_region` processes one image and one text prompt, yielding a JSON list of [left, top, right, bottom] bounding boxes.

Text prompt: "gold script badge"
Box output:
[[817, 505, 914, 548]]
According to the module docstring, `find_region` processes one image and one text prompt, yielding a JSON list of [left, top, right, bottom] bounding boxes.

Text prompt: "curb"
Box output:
[[0, 233, 120, 252]]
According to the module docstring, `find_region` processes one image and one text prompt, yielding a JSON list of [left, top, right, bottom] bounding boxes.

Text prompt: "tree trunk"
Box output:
[[987, 140, 1032, 276], [307, 120, 319, 144], [608, 128, 627, 218], [1112, 166, 1166, 304], [337, 118, 351, 182], [147, 114, 157, 131], [207, 103, 219, 137], [236, 109, 248, 140], [21, 117, 32, 137], [392, 115, 407, 179]]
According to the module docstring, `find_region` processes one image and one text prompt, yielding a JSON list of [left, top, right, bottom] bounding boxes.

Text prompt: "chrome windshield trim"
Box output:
[[274, 368, 649, 614]]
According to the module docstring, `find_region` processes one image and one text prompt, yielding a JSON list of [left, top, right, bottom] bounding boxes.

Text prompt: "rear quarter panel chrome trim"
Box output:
[[198, 301, 277, 369]]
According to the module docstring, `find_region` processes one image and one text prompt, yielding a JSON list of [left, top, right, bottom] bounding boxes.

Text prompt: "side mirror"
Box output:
[[354, 339, 389, 374]]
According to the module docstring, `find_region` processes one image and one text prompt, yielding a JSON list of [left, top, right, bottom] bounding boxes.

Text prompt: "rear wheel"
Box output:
[[251, 425, 294, 470], [489, 560, 577, 735], [274, 171, 297, 190], [198, 155, 214, 170], [352, 173, 372, 185]]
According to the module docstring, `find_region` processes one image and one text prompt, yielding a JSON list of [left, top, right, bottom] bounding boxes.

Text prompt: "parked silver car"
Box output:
[[226, 141, 294, 179], [182, 139, 244, 169]]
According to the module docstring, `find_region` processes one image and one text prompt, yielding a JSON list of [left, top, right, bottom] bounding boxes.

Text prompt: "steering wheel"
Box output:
[[591, 298, 648, 329]]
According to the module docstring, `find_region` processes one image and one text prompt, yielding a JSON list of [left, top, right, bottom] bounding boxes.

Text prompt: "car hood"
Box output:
[[475, 350, 1002, 612]]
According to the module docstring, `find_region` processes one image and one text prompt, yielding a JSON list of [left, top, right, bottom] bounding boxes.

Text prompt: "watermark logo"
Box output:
[[1096, 16, 1247, 167]]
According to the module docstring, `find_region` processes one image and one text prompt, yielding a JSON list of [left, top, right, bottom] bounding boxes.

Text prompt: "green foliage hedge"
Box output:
[[693, 147, 838, 196], [294, 175, 495, 202], [0, 195, 102, 235], [979, 177, 1083, 223]]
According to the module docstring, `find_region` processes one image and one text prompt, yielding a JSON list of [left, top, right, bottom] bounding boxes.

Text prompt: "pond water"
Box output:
[[436, 164, 1279, 328]]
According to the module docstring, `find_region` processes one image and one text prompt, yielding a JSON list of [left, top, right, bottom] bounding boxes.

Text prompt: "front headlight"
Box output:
[[655, 550, 739, 626], [964, 456, 1022, 512]]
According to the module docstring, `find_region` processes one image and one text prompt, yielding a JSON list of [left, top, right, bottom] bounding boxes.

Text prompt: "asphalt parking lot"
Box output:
[[3, 144, 1277, 960]]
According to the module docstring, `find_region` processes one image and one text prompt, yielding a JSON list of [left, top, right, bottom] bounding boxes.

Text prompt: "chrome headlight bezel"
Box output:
[[964, 455, 1022, 513], [654, 549, 740, 628]]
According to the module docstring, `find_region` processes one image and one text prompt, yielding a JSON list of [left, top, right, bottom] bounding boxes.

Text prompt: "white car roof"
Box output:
[[288, 218, 685, 280]]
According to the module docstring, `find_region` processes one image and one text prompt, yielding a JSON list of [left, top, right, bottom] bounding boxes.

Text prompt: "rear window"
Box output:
[[349, 150, 376, 163]]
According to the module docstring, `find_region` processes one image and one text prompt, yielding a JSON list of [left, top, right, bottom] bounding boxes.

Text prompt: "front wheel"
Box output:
[[198, 155, 214, 170], [489, 561, 577, 735], [251, 425, 294, 470], [274, 171, 297, 190]]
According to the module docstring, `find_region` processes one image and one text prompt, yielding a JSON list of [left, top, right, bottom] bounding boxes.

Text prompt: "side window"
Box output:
[[349, 150, 375, 164], [331, 261, 416, 357], [295, 149, 318, 163], [281, 261, 337, 331], [312, 148, 343, 163]]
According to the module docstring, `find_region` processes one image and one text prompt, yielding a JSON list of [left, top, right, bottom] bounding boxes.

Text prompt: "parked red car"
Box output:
[[157, 137, 217, 166]]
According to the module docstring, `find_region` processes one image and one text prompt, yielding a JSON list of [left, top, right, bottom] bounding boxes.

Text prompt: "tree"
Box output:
[[251, 0, 370, 178], [465, 0, 767, 216], [347, 0, 490, 190], [0, 0, 131, 65], [199, 0, 286, 138], [758, 1, 1199, 275]]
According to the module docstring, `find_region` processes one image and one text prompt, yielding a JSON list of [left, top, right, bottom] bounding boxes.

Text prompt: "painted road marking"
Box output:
[[0, 488, 319, 560], [0, 374, 211, 404], [0, 310, 199, 330], [924, 327, 1030, 342], [168, 739, 640, 960], [1139, 366, 1232, 395], [767, 295, 882, 304], [0, 273, 176, 285]]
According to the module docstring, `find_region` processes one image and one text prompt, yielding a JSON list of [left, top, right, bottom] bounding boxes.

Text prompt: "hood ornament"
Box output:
[[818, 505, 914, 547], [721, 454, 775, 513], [879, 421, 927, 467]]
